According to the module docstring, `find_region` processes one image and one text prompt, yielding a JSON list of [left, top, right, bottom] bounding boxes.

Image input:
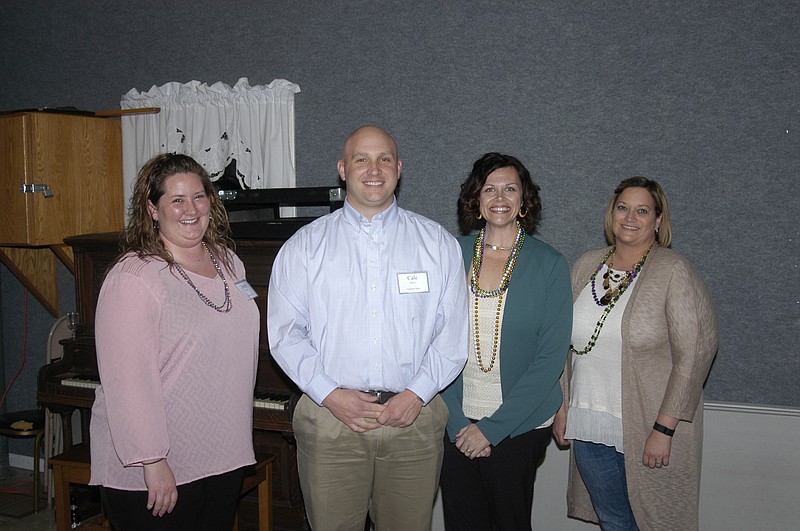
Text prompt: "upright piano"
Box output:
[[37, 186, 345, 531]]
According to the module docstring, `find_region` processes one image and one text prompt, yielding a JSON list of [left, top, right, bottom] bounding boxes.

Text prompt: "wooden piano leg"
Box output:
[[257, 461, 273, 531], [52, 461, 71, 531], [234, 454, 275, 531], [80, 409, 91, 444], [59, 411, 74, 450]]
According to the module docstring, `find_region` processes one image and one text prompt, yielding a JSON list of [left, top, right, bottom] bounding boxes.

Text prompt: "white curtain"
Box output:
[[120, 77, 300, 216]]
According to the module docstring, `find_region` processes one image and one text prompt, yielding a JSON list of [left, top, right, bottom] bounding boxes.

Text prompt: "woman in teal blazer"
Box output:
[[440, 153, 572, 531]]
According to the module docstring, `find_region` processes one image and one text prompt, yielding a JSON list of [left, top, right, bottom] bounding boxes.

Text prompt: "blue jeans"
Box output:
[[573, 440, 639, 531]]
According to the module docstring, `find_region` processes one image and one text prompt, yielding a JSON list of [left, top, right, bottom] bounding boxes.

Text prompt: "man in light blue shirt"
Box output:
[[268, 125, 469, 530]]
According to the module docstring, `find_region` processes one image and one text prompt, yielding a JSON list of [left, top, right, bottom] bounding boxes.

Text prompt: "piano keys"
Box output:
[[253, 392, 290, 411], [56, 377, 289, 411], [38, 344, 298, 437], [59, 376, 99, 390]]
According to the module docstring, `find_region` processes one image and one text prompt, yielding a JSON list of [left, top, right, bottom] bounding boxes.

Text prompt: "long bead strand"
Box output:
[[569, 244, 652, 356], [172, 242, 232, 313], [470, 222, 525, 372]]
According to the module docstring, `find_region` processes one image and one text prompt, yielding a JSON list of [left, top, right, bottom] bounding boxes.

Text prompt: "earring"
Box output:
[[476, 213, 483, 220], [153, 219, 159, 232], [518, 207, 528, 219]]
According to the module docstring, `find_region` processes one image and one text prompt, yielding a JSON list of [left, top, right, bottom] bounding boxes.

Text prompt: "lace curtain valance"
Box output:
[[120, 77, 300, 214]]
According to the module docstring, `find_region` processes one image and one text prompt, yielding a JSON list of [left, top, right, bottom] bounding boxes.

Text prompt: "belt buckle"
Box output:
[[369, 390, 385, 403], [367, 390, 392, 404]]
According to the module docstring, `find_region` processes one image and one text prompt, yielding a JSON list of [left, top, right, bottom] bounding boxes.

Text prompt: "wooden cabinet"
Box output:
[[0, 111, 123, 245], [0, 111, 124, 315]]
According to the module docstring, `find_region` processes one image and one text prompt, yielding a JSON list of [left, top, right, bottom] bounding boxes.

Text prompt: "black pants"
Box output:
[[440, 425, 552, 531], [99, 467, 245, 531]]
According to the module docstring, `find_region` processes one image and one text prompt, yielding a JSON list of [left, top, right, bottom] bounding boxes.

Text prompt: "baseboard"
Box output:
[[433, 400, 800, 531], [703, 400, 799, 416], [8, 453, 45, 472]]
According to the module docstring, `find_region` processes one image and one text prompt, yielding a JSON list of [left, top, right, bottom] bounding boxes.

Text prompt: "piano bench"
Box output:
[[50, 445, 275, 531], [49, 444, 110, 531], [235, 452, 276, 531]]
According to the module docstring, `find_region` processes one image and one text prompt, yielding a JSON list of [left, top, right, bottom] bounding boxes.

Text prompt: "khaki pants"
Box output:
[[293, 394, 448, 531]]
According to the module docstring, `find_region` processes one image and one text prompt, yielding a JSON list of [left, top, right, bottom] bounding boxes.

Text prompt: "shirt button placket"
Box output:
[[366, 228, 382, 387]]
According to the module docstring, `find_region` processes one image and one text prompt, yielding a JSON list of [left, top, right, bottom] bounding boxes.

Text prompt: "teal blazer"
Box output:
[[441, 234, 572, 445]]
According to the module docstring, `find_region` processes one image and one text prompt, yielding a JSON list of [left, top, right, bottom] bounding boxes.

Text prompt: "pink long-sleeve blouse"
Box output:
[[89, 251, 259, 490]]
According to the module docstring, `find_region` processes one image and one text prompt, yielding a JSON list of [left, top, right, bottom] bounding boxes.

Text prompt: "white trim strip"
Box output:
[[705, 400, 799, 417]]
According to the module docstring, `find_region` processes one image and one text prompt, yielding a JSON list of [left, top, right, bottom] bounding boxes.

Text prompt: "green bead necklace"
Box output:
[[569, 244, 652, 356]]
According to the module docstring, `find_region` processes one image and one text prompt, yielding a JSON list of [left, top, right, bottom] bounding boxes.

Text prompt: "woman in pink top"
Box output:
[[89, 153, 260, 531]]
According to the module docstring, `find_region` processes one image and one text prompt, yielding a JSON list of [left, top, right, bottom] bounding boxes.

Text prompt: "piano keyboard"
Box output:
[[61, 376, 99, 389], [253, 392, 290, 410], [59, 378, 288, 410]]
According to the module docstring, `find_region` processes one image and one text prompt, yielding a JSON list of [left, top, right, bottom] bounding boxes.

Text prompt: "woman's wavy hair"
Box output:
[[120, 153, 234, 269], [457, 152, 542, 235], [603, 176, 672, 248]]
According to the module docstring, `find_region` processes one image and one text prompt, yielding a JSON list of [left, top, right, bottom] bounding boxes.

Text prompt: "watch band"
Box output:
[[653, 421, 675, 437]]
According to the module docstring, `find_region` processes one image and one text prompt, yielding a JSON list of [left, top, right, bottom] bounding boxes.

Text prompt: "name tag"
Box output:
[[397, 272, 429, 294], [235, 280, 258, 300]]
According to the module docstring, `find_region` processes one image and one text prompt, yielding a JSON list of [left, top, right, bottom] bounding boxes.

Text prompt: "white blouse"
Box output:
[[463, 294, 506, 420], [565, 265, 637, 452], [463, 292, 554, 429]]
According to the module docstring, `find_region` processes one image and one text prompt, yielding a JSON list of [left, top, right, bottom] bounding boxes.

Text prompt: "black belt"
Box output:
[[366, 390, 398, 404]]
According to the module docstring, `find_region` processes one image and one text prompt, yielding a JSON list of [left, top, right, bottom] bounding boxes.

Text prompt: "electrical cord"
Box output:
[[0, 290, 28, 411]]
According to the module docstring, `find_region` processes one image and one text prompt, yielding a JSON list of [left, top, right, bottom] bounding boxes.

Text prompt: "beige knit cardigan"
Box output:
[[563, 244, 719, 531]]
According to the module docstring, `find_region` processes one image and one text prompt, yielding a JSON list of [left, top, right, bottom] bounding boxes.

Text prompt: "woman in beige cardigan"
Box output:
[[553, 177, 719, 531]]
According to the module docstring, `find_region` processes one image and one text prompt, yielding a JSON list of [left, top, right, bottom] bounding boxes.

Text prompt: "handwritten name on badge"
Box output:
[[397, 272, 429, 294]]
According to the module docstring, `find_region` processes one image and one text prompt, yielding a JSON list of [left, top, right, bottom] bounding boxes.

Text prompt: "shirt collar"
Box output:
[[342, 197, 398, 230]]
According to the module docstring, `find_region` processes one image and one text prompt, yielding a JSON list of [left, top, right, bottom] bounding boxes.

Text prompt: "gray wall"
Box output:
[[1, 0, 797, 443]]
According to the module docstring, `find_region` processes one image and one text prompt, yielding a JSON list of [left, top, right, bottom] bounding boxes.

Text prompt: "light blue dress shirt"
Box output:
[[268, 199, 469, 405]]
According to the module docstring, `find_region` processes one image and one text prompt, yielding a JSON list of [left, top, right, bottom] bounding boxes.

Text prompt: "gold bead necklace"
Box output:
[[470, 223, 525, 372]]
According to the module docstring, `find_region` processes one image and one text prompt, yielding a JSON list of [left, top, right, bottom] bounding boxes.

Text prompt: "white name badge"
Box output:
[[235, 280, 258, 300], [397, 272, 429, 294]]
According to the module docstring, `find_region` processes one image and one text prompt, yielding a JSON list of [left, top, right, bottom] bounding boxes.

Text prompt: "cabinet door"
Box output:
[[0, 113, 123, 245], [26, 113, 81, 244], [74, 115, 124, 237], [0, 114, 30, 243]]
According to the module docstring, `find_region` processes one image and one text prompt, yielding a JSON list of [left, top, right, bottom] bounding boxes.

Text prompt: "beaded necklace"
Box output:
[[592, 265, 633, 306], [569, 245, 652, 356], [172, 242, 232, 313], [469, 223, 525, 372]]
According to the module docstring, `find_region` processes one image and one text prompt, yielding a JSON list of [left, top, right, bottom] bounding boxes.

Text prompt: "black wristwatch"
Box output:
[[653, 421, 675, 437]]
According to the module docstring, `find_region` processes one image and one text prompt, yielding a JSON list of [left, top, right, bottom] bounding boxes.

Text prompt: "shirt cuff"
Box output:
[[407, 375, 438, 405], [306, 374, 339, 406]]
